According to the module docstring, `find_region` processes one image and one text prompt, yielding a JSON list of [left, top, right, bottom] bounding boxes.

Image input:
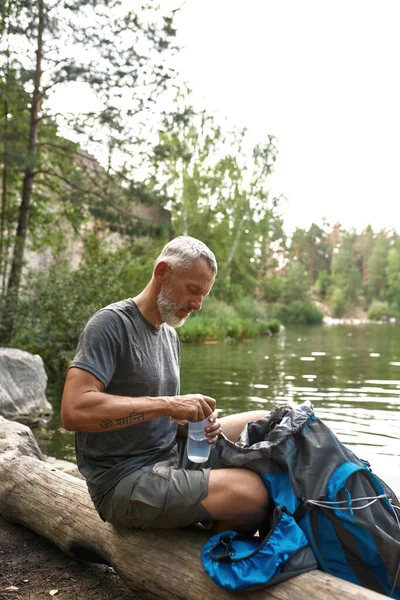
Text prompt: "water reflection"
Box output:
[[181, 324, 400, 490]]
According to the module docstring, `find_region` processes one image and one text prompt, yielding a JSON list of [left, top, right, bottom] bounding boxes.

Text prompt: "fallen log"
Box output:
[[0, 417, 392, 600]]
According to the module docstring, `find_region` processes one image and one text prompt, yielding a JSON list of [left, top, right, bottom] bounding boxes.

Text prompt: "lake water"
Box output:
[[39, 323, 400, 492], [180, 323, 400, 492]]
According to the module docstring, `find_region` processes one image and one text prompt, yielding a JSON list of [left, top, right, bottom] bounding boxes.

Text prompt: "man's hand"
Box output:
[[168, 394, 216, 422], [204, 410, 221, 444], [176, 409, 221, 443]]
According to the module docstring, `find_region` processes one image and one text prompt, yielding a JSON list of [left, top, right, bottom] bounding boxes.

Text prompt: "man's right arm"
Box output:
[[61, 367, 216, 433]]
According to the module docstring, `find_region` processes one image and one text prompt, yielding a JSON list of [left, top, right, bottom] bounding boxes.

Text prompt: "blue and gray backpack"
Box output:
[[201, 402, 400, 597]]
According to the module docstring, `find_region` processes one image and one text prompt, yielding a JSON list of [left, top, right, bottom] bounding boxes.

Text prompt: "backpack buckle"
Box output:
[[210, 533, 235, 563]]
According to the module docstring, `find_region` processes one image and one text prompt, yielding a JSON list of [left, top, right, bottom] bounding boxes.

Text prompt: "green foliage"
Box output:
[[289, 223, 331, 283], [281, 262, 312, 304], [386, 247, 400, 312], [352, 225, 374, 279], [331, 248, 362, 304], [4, 4, 400, 361], [177, 297, 278, 344], [267, 319, 280, 334], [148, 98, 282, 302], [366, 234, 390, 301], [315, 270, 333, 299], [197, 297, 237, 320], [0, 70, 31, 284], [7, 239, 159, 376], [268, 299, 323, 325], [260, 274, 284, 303], [233, 296, 269, 321], [367, 300, 391, 321], [177, 312, 278, 344], [0, 0, 178, 336], [281, 224, 400, 318], [329, 287, 348, 318]]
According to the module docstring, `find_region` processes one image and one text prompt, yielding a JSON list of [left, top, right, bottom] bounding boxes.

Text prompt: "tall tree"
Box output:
[[0, 0, 178, 338], [331, 246, 362, 304], [352, 225, 374, 286], [6, 0, 45, 304], [280, 261, 312, 304], [149, 103, 281, 300], [0, 70, 31, 297], [149, 103, 222, 237], [365, 232, 390, 301], [289, 223, 331, 283], [386, 246, 400, 311]]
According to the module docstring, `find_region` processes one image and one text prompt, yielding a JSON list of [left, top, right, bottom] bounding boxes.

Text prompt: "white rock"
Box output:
[[0, 348, 53, 423], [0, 415, 44, 459]]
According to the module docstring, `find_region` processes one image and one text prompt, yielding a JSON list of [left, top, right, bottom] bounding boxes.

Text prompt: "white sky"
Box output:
[[167, 0, 400, 234]]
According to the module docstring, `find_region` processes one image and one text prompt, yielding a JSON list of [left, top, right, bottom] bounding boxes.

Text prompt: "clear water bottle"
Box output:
[[187, 417, 211, 463]]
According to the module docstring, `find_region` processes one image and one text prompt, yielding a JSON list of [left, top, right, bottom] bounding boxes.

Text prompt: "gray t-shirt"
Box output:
[[70, 299, 180, 502]]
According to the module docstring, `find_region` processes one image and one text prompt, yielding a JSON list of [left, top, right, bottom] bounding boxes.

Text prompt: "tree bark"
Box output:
[[1, 71, 9, 283], [0, 417, 391, 600], [0, 2, 12, 299]]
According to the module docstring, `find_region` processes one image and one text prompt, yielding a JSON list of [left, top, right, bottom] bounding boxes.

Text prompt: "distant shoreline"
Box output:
[[323, 316, 397, 326]]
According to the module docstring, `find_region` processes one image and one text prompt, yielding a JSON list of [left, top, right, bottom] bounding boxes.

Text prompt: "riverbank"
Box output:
[[323, 316, 370, 325], [321, 305, 396, 326], [177, 314, 280, 343]]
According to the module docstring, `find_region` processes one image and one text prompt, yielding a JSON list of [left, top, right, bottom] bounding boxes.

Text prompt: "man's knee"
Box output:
[[201, 468, 269, 520]]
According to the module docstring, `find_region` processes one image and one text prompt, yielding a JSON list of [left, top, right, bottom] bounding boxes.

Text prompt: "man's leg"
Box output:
[[201, 409, 270, 533], [97, 411, 271, 531], [201, 468, 269, 533], [219, 409, 270, 442]]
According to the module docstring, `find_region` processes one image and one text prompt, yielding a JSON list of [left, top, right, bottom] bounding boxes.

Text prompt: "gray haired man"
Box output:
[[61, 236, 269, 532]]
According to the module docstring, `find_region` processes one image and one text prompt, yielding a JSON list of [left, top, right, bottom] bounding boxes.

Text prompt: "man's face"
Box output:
[[157, 258, 215, 328]]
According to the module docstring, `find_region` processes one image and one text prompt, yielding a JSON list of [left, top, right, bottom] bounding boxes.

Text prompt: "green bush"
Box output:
[[177, 307, 279, 343], [267, 319, 280, 334], [329, 287, 348, 318], [177, 318, 214, 343], [315, 270, 333, 299], [281, 262, 312, 304], [8, 239, 157, 378], [367, 300, 391, 321], [260, 274, 284, 303], [197, 297, 237, 320], [233, 296, 269, 321], [268, 299, 323, 325], [329, 287, 349, 319]]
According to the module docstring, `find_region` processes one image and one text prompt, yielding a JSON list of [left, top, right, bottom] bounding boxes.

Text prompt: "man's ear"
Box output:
[[154, 261, 171, 282]]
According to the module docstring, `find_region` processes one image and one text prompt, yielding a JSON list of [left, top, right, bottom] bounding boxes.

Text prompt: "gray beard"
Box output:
[[157, 286, 187, 328]]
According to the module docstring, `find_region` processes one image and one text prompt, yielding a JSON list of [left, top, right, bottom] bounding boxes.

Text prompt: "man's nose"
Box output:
[[190, 298, 202, 311]]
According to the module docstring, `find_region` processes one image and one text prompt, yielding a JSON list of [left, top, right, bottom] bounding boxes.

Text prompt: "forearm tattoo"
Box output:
[[100, 412, 144, 429]]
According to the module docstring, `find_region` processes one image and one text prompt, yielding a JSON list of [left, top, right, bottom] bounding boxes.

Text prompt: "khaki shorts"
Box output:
[[95, 438, 222, 529]]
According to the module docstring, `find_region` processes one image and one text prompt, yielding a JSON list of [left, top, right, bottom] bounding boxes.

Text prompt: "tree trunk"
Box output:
[[1, 75, 9, 282], [0, 417, 391, 600], [0, 2, 12, 299], [1, 114, 9, 301], [225, 217, 244, 271], [5, 0, 44, 336]]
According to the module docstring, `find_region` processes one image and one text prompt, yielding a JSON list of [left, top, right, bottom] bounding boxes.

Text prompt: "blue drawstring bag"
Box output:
[[201, 506, 317, 591]]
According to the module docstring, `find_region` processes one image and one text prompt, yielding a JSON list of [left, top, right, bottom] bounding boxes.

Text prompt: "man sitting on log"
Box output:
[[61, 236, 269, 533]]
